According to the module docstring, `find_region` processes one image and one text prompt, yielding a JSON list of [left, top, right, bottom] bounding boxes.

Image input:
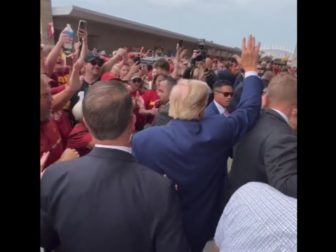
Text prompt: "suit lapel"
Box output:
[[211, 102, 220, 114]]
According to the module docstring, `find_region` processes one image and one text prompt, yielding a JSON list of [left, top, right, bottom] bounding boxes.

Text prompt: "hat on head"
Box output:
[[85, 52, 104, 64]]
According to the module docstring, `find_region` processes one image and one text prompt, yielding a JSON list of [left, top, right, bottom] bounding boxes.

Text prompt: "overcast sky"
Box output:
[[51, 0, 296, 52]]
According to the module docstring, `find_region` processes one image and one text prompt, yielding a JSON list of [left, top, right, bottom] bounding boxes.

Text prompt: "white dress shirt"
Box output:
[[213, 100, 229, 115], [95, 144, 132, 155], [244, 71, 258, 78], [270, 108, 289, 124]]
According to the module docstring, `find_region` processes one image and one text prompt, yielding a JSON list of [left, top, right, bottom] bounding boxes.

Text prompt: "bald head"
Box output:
[[169, 79, 210, 120], [267, 73, 297, 107], [83, 80, 133, 140]]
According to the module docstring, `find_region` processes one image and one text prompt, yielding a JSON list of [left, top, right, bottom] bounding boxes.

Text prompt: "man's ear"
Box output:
[[262, 93, 269, 109], [288, 107, 298, 133]]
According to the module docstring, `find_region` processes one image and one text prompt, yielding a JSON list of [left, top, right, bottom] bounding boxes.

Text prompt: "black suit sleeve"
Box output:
[[228, 80, 244, 112], [40, 208, 60, 250], [40, 170, 60, 250], [263, 132, 297, 198], [150, 182, 190, 252]]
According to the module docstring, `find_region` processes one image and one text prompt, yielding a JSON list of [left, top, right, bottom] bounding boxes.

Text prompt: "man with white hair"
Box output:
[[132, 35, 263, 252]]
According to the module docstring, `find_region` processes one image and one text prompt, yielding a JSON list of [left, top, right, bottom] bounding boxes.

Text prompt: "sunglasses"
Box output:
[[90, 60, 104, 67], [215, 90, 234, 97], [132, 78, 142, 83]]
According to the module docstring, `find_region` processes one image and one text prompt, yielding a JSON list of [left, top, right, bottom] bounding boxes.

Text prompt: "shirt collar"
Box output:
[[213, 100, 227, 115], [270, 108, 289, 124], [95, 144, 132, 155]]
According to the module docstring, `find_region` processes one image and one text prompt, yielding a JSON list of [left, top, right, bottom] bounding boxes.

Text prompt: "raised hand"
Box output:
[[180, 49, 188, 60], [191, 49, 201, 60], [77, 29, 88, 42], [58, 28, 73, 46], [240, 35, 260, 72]]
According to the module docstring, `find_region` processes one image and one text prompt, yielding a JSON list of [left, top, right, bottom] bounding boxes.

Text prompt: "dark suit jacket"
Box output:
[[41, 148, 189, 252], [228, 79, 244, 112], [205, 102, 233, 158], [153, 103, 172, 126], [204, 101, 220, 117], [228, 109, 297, 200], [226, 73, 244, 112], [132, 75, 263, 252]]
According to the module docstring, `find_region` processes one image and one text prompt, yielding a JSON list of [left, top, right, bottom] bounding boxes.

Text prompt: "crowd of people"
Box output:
[[40, 25, 297, 252]]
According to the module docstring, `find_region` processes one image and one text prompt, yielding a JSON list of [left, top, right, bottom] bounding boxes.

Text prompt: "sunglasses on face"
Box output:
[[132, 78, 142, 83], [215, 90, 234, 97], [90, 60, 104, 67]]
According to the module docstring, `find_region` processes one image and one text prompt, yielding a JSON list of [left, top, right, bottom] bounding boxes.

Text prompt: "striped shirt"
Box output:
[[214, 182, 297, 251]]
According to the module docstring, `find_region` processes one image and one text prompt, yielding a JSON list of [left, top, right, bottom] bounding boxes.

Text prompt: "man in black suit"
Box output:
[[40, 80, 189, 252], [228, 73, 297, 199]]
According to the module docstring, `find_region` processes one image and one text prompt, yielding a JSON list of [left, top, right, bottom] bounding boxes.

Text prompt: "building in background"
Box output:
[[41, 3, 240, 58], [41, 0, 55, 45]]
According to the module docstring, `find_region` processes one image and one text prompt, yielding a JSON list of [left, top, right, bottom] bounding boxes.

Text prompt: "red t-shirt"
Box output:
[[130, 91, 146, 131], [50, 85, 66, 95], [40, 119, 65, 169], [50, 67, 70, 87], [53, 110, 73, 146], [67, 121, 92, 156], [101, 72, 116, 81], [142, 90, 160, 124]]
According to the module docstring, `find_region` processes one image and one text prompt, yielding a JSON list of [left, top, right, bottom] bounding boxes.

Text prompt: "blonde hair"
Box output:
[[169, 79, 210, 120], [267, 73, 297, 106]]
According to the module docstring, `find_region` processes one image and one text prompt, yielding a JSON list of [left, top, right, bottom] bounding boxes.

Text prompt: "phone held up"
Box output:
[[77, 20, 87, 40]]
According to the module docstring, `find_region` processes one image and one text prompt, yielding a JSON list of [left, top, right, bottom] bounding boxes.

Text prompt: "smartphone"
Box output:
[[178, 40, 184, 47], [78, 20, 87, 33]]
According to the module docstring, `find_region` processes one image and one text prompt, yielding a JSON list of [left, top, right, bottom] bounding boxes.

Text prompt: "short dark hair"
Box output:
[[213, 80, 232, 89], [83, 80, 133, 140], [225, 57, 238, 68], [147, 64, 153, 72], [153, 58, 170, 72], [152, 74, 167, 89], [159, 76, 177, 89]]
